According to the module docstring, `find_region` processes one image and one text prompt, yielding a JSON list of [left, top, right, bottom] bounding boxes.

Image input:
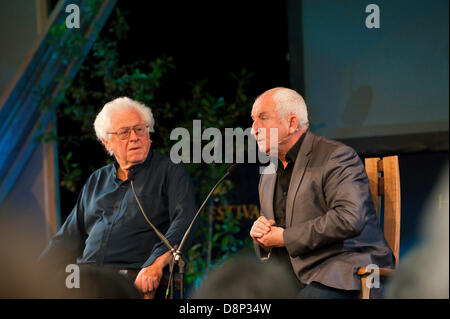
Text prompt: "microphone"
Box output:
[[227, 163, 239, 175], [278, 128, 299, 144], [174, 164, 239, 260]]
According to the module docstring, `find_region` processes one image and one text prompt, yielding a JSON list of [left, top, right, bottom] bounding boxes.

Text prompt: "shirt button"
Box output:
[[283, 191, 287, 196]]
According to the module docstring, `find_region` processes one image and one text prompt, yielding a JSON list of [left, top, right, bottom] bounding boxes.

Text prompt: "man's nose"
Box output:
[[129, 128, 139, 140]]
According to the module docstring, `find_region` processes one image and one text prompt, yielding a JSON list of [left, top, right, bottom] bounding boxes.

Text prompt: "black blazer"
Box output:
[[255, 130, 394, 290]]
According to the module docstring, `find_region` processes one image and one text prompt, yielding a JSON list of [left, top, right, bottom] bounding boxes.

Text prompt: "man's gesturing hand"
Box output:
[[250, 216, 275, 239], [256, 225, 285, 248], [250, 216, 285, 249]]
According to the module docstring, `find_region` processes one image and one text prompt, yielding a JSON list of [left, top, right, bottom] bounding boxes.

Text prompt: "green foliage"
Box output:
[[59, 152, 82, 193], [38, 7, 255, 290]]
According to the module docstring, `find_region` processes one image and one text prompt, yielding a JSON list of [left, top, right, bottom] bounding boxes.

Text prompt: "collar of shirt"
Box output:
[[112, 149, 154, 181], [279, 130, 306, 169]]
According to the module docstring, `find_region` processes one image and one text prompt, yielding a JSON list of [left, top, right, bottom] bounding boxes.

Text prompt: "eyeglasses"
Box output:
[[107, 124, 149, 140]]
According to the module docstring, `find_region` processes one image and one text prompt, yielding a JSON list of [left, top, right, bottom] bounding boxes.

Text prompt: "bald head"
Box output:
[[251, 87, 309, 158], [255, 87, 309, 130]]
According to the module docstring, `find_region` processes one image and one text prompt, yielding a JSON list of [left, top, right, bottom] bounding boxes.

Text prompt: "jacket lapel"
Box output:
[[260, 172, 276, 221], [286, 130, 314, 227]]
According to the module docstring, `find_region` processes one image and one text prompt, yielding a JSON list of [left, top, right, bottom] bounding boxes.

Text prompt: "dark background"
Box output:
[[119, 1, 290, 101]]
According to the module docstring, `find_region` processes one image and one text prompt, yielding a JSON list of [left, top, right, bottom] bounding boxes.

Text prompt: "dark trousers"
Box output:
[[297, 281, 360, 299], [297, 280, 386, 299], [268, 251, 385, 299]]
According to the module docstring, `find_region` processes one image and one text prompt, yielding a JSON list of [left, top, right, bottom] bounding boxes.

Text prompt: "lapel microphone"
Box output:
[[278, 127, 300, 144]]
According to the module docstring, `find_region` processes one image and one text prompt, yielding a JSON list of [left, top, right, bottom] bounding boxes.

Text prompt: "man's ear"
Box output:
[[102, 138, 111, 153], [288, 114, 299, 134]]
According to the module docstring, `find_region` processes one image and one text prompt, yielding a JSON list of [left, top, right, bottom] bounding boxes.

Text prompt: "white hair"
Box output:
[[263, 87, 309, 129], [94, 97, 155, 154]]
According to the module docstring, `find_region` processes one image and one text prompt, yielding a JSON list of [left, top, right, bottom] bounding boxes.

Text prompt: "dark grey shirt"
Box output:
[[273, 133, 305, 228], [271, 134, 305, 286], [39, 150, 197, 269]]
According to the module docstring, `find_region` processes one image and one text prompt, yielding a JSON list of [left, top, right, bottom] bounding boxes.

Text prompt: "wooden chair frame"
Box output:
[[358, 156, 401, 299]]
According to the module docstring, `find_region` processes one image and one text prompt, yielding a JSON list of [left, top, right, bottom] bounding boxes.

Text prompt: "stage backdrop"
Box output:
[[287, 0, 449, 154]]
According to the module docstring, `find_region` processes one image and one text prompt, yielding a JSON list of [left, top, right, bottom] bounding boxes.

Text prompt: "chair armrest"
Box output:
[[357, 266, 395, 277]]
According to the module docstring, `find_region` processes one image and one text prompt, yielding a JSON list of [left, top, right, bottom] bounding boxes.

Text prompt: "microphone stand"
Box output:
[[129, 164, 238, 299], [170, 164, 239, 298], [129, 171, 177, 299]]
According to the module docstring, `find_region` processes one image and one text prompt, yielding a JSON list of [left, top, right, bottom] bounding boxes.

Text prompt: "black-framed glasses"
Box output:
[[107, 124, 149, 140]]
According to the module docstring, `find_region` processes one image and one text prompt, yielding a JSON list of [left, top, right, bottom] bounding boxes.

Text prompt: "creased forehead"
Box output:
[[252, 91, 276, 115]]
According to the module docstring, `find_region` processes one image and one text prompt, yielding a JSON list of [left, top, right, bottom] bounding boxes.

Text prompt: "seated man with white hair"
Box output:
[[39, 97, 196, 298], [250, 87, 394, 298]]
